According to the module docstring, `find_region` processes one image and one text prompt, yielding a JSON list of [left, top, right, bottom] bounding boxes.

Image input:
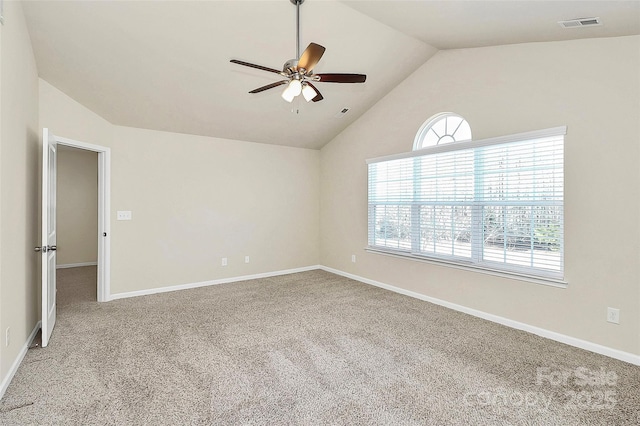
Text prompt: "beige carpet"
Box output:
[[0, 266, 638, 425]]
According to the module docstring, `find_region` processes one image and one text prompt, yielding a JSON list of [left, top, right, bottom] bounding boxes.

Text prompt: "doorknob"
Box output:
[[49, 245, 57, 251], [35, 246, 47, 253]]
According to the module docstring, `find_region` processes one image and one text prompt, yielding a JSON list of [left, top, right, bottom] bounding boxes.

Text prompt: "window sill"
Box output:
[[365, 247, 568, 289]]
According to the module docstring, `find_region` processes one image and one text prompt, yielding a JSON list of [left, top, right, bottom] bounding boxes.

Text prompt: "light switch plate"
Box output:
[[117, 211, 132, 220]]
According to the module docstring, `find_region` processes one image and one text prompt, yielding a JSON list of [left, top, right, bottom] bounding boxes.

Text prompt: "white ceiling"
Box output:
[[344, 1, 640, 49], [22, 1, 640, 150]]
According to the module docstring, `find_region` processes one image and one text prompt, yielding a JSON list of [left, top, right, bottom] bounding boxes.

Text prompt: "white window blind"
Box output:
[[367, 127, 565, 280]]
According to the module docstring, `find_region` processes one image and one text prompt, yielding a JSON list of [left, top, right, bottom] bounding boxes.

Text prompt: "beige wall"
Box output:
[[109, 126, 320, 294], [0, 1, 3, 388], [56, 146, 98, 266], [39, 80, 321, 296], [320, 36, 640, 356], [39, 80, 113, 148], [0, 1, 40, 381]]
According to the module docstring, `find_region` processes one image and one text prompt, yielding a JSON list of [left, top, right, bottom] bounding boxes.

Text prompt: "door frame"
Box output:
[[55, 135, 111, 302]]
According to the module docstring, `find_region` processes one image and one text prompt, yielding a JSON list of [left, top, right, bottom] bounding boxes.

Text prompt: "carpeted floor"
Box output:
[[0, 266, 638, 425]]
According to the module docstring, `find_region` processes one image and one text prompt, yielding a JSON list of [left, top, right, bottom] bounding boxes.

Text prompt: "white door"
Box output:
[[40, 128, 57, 347]]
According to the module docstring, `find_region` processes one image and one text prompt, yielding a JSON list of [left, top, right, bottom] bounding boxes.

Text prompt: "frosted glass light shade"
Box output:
[[302, 84, 317, 102], [281, 86, 296, 102], [288, 79, 302, 96]]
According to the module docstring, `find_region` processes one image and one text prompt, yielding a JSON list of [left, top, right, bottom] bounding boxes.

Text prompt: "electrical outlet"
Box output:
[[221, 257, 227, 267], [5, 327, 9, 347], [351, 254, 356, 263], [607, 307, 620, 324], [245, 256, 250, 264]]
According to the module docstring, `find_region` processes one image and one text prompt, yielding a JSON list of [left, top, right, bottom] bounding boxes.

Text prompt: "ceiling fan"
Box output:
[[230, 0, 366, 103]]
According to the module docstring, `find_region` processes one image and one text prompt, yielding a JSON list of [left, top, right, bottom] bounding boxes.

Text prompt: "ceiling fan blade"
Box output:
[[297, 43, 326, 73], [306, 82, 324, 102], [248, 80, 289, 94], [315, 73, 367, 83], [230, 59, 282, 75]]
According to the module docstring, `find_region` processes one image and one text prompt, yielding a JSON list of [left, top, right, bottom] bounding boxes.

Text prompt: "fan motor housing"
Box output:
[[283, 59, 298, 73]]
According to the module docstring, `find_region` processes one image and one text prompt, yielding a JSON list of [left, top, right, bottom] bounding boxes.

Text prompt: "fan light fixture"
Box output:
[[230, 0, 366, 104], [282, 80, 318, 103]]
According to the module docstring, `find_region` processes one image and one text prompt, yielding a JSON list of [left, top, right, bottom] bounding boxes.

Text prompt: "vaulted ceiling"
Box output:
[[22, 1, 640, 149]]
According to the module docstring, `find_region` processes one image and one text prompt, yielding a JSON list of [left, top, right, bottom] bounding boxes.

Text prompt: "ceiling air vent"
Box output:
[[558, 17, 601, 28], [334, 108, 350, 119]]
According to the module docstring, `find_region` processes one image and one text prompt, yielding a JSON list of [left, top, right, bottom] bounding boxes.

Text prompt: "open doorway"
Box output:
[[54, 136, 111, 302], [56, 146, 99, 301]]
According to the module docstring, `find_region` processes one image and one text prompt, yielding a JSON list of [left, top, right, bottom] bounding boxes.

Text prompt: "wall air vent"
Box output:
[[334, 108, 350, 119], [558, 17, 601, 28]]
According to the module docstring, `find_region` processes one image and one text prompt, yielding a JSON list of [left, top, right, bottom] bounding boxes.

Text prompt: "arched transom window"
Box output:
[[414, 112, 472, 150]]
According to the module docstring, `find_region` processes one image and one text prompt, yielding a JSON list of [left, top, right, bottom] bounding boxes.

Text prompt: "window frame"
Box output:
[[413, 112, 472, 150], [367, 126, 567, 287]]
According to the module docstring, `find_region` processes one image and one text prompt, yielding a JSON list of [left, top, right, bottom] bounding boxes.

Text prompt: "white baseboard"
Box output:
[[56, 262, 97, 269], [0, 321, 41, 400], [320, 266, 640, 366], [109, 265, 322, 301]]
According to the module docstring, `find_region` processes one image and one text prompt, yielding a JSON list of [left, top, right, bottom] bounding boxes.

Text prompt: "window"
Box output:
[[367, 124, 565, 282], [414, 112, 472, 150]]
